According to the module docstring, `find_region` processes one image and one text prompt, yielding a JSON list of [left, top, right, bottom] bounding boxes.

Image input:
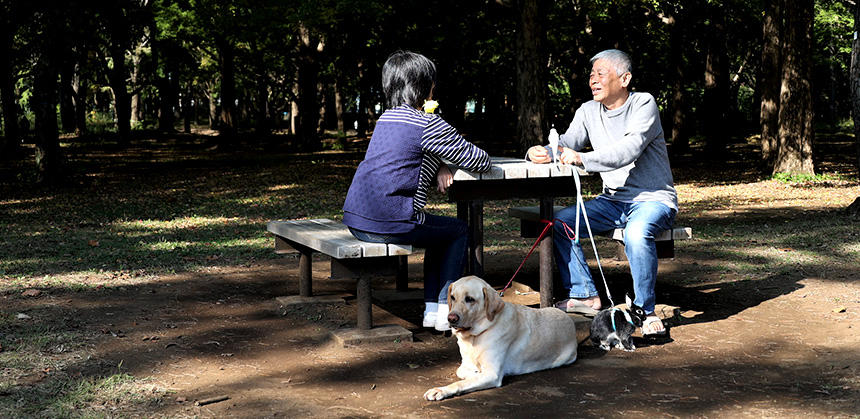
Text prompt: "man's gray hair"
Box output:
[[590, 49, 632, 76]]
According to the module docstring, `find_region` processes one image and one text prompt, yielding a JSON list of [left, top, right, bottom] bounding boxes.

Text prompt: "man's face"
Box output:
[[589, 59, 630, 105]]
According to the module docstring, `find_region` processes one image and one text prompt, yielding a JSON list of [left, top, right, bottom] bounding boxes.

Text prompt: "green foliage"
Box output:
[[771, 172, 849, 184], [1, 0, 857, 152]]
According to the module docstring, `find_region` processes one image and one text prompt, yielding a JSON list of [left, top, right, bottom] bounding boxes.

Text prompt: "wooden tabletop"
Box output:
[[449, 156, 588, 181]]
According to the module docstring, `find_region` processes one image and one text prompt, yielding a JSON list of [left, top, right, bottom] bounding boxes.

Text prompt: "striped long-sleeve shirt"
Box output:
[[343, 105, 491, 234]]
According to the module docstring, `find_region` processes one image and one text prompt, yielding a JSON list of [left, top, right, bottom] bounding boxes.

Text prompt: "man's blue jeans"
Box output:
[[348, 214, 468, 304], [552, 197, 676, 314]]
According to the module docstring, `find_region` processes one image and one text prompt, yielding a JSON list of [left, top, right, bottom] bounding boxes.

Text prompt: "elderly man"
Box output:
[[527, 49, 677, 336]]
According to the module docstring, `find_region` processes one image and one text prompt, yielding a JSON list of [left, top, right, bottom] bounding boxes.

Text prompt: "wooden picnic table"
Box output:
[[446, 157, 589, 308]]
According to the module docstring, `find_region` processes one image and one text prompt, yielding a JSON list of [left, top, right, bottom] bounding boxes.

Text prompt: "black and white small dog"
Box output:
[[589, 295, 647, 352]]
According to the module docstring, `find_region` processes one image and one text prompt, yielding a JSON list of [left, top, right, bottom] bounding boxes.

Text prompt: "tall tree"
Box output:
[[773, 0, 815, 175], [29, 5, 66, 182], [702, 5, 730, 156], [851, 0, 860, 172], [97, 1, 151, 145], [515, 0, 547, 152], [760, 0, 781, 163], [295, 22, 324, 150], [667, 2, 690, 154], [0, 0, 21, 157]]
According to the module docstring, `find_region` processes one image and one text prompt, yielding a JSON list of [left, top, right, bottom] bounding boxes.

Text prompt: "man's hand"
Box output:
[[436, 164, 454, 193], [527, 146, 551, 164], [559, 147, 582, 166]]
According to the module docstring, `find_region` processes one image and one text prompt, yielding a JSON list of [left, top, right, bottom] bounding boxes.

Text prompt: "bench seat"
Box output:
[[267, 219, 413, 330], [507, 206, 692, 259]]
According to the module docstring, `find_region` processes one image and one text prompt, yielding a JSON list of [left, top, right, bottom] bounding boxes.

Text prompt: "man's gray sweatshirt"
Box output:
[[560, 92, 678, 211]]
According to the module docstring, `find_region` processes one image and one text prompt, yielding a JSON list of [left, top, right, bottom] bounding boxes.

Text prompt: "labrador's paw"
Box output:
[[423, 387, 451, 401]]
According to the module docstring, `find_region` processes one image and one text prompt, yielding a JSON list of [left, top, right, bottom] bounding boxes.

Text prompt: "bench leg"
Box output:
[[356, 275, 372, 330], [275, 235, 315, 297], [295, 246, 313, 297], [396, 255, 408, 292]]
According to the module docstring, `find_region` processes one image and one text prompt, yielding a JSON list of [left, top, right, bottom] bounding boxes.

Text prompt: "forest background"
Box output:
[[1, 0, 858, 182]]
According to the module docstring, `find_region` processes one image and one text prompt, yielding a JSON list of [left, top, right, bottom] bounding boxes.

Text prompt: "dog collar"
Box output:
[[610, 307, 636, 332]]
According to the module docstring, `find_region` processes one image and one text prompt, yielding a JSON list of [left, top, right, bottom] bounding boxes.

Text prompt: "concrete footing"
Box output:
[[331, 325, 413, 346], [276, 295, 345, 306]]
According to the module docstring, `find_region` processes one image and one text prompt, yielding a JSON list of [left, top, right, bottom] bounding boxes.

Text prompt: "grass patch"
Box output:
[[0, 372, 169, 418], [771, 171, 850, 184]]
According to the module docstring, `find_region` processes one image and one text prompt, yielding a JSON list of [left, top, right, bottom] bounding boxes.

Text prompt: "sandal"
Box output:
[[554, 299, 599, 316], [642, 315, 667, 336]]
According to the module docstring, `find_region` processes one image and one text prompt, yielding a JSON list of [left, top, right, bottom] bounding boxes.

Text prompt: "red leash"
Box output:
[[499, 218, 576, 296]]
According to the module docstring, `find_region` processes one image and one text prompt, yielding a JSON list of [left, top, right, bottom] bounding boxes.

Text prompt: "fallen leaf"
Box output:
[[833, 306, 847, 313], [21, 289, 41, 297], [407, 363, 419, 369], [88, 240, 99, 247]]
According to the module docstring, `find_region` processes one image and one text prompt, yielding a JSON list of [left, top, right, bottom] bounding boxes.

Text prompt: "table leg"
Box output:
[[457, 201, 472, 274], [539, 197, 554, 308], [469, 200, 484, 277]]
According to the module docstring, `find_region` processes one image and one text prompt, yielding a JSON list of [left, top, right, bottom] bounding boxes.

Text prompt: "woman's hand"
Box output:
[[436, 164, 454, 193]]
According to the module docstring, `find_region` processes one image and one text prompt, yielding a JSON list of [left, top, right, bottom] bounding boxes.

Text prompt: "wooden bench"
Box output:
[[267, 219, 413, 330], [508, 206, 692, 260]]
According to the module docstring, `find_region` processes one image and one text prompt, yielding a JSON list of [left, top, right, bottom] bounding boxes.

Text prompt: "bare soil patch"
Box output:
[[5, 248, 859, 418]]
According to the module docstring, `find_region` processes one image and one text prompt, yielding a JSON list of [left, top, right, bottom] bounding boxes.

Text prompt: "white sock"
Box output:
[[424, 302, 438, 315]]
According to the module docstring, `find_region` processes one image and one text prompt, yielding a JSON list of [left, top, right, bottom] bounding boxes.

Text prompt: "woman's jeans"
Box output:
[[552, 198, 676, 314], [348, 214, 468, 305]]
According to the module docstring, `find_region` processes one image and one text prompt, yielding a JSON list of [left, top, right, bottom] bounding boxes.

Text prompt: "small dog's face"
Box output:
[[625, 294, 647, 327], [446, 276, 504, 334]]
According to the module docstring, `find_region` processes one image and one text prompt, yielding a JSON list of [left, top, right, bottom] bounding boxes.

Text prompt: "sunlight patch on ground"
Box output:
[[267, 184, 299, 191], [113, 216, 246, 231]]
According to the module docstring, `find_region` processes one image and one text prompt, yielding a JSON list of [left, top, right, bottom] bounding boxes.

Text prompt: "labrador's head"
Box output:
[[446, 276, 505, 335]]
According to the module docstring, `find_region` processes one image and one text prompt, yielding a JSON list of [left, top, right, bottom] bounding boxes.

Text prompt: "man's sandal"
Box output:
[[554, 299, 599, 316], [642, 315, 668, 337]]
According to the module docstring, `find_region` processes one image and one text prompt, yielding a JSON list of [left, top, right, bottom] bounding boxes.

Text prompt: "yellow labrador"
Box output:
[[423, 276, 578, 401]]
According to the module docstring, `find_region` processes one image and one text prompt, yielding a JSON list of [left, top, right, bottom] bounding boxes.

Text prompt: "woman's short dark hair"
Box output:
[[382, 51, 436, 109]]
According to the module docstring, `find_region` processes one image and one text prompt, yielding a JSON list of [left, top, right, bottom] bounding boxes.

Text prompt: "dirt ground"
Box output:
[[6, 243, 859, 418]]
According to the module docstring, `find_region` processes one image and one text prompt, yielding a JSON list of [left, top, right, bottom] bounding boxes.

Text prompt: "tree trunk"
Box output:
[[207, 81, 219, 129], [256, 82, 269, 133], [0, 17, 20, 157], [217, 36, 237, 138], [851, 1, 860, 173], [59, 59, 76, 134], [296, 24, 323, 150], [315, 81, 325, 135], [33, 50, 64, 183], [157, 61, 178, 132], [183, 83, 192, 133], [773, 0, 814, 175], [515, 0, 546, 153], [108, 44, 132, 145], [667, 8, 689, 155], [334, 79, 344, 134], [130, 50, 143, 125], [356, 58, 370, 138], [71, 60, 87, 136], [702, 9, 729, 156], [760, 0, 781, 164]]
